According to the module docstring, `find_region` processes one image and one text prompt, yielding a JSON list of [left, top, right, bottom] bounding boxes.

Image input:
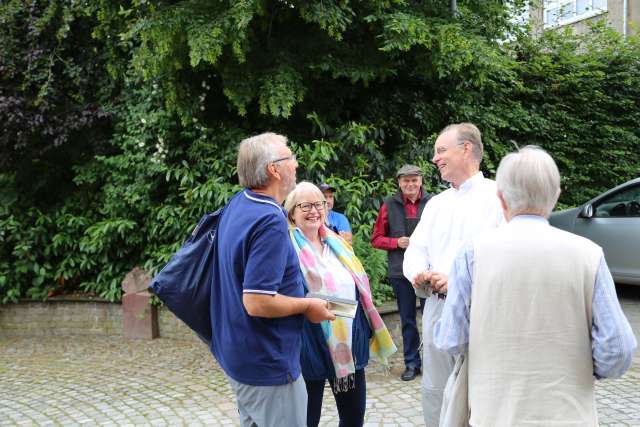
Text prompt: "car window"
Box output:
[[594, 184, 640, 218]]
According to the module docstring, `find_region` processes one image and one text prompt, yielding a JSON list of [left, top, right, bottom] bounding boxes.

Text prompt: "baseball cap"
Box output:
[[319, 183, 336, 192], [396, 164, 423, 178]]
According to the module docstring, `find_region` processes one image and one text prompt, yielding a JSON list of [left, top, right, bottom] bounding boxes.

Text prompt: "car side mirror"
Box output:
[[580, 204, 594, 219]]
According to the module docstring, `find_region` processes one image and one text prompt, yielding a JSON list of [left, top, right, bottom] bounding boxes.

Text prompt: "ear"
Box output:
[[463, 141, 473, 158], [267, 162, 280, 181]]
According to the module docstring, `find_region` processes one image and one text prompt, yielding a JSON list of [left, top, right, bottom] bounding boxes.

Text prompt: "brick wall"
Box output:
[[0, 299, 420, 366], [0, 299, 122, 337], [157, 307, 200, 341]]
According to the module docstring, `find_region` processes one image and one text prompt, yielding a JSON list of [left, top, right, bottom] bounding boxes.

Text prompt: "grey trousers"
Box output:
[[422, 295, 456, 427], [227, 375, 307, 427]]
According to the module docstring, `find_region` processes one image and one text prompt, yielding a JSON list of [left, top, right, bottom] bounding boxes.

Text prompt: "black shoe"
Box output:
[[401, 366, 421, 381]]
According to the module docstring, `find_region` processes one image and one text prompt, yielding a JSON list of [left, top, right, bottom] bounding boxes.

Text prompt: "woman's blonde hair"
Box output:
[[284, 181, 327, 225]]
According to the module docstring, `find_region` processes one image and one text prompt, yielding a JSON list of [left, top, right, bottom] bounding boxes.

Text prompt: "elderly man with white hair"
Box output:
[[434, 146, 637, 427]]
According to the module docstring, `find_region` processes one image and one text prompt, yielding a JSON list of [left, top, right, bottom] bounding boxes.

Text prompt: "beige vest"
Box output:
[[469, 219, 602, 427]]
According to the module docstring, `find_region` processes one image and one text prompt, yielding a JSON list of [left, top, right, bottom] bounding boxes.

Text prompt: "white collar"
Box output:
[[243, 190, 285, 216], [455, 171, 484, 192], [510, 214, 549, 225]]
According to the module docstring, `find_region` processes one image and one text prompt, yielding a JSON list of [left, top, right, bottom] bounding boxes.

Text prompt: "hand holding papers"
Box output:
[[306, 293, 358, 318], [412, 264, 434, 299], [414, 280, 432, 299]]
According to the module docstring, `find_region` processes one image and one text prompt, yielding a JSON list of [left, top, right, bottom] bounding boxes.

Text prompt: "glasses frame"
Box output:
[[295, 201, 326, 212], [272, 154, 296, 164]]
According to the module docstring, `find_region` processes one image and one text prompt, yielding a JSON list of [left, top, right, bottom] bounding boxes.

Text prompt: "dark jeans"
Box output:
[[305, 369, 366, 427], [390, 277, 425, 369]]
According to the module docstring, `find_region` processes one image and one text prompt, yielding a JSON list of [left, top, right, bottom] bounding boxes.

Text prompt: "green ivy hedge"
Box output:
[[1, 1, 639, 304]]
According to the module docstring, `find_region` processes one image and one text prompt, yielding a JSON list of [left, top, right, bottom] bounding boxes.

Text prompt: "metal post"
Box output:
[[623, 0, 628, 37]]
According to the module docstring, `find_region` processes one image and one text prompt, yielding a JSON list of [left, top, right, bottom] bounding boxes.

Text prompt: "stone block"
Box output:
[[122, 292, 158, 340], [122, 267, 152, 294]]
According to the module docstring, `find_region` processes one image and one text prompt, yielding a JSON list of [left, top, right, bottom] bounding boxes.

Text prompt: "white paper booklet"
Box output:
[[306, 293, 358, 318]]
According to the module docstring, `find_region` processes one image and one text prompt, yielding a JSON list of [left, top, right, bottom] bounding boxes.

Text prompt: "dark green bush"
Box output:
[[1, 2, 639, 303]]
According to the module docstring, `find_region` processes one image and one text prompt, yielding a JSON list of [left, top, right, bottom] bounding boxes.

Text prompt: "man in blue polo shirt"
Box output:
[[319, 183, 353, 244], [212, 132, 335, 427]]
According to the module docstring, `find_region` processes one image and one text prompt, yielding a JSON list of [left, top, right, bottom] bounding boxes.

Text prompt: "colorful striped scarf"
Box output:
[[290, 225, 396, 380]]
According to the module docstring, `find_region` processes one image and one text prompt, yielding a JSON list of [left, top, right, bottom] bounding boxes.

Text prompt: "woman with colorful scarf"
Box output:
[[284, 182, 396, 427]]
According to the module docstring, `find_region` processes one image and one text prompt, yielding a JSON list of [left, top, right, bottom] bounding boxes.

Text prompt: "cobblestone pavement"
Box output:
[[1, 286, 639, 427]]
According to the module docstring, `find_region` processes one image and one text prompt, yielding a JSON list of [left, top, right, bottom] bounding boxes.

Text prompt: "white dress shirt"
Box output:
[[403, 172, 504, 283]]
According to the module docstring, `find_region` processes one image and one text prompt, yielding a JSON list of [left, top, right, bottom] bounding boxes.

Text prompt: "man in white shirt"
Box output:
[[403, 123, 504, 427]]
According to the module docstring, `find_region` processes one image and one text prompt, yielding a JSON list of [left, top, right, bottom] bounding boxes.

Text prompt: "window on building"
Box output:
[[544, 0, 607, 28]]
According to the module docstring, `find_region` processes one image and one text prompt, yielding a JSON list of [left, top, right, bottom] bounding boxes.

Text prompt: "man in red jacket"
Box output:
[[371, 164, 430, 381]]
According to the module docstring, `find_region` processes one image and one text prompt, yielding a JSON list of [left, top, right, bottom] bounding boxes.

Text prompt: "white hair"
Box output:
[[496, 145, 561, 217], [284, 182, 326, 225], [237, 132, 287, 188], [439, 122, 483, 163]]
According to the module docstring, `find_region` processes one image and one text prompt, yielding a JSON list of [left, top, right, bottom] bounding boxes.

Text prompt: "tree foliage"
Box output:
[[0, 0, 114, 206], [1, 1, 639, 303]]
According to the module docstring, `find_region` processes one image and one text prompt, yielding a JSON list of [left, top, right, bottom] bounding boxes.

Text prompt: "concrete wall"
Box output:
[[631, 0, 640, 33], [530, 1, 546, 38], [609, 0, 626, 34], [569, 12, 609, 35]]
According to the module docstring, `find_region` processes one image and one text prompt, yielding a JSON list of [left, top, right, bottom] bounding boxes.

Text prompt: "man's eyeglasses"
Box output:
[[295, 201, 326, 212], [272, 154, 296, 163]]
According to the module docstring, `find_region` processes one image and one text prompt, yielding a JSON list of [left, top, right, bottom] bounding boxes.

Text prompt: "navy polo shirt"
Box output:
[[211, 189, 305, 386]]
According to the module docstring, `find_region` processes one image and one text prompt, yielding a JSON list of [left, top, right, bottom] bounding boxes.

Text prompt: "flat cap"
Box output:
[[396, 164, 423, 178], [319, 183, 336, 192]]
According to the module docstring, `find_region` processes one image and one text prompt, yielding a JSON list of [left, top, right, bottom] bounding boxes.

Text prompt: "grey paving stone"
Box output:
[[1, 288, 639, 427]]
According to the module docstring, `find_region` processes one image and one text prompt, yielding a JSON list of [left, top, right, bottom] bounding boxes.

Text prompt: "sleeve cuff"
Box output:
[[243, 289, 277, 295]]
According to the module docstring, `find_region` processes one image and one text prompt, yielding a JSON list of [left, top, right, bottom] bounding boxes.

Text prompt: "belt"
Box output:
[[434, 292, 447, 300]]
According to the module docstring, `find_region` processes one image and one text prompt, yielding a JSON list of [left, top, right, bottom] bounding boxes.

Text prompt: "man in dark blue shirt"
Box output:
[[212, 132, 334, 427]]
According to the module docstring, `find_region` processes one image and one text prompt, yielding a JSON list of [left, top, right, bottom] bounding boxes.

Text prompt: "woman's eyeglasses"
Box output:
[[295, 201, 326, 212]]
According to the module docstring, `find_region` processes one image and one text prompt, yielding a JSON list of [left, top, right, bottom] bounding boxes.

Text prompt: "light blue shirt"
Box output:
[[327, 210, 352, 234], [434, 215, 637, 379]]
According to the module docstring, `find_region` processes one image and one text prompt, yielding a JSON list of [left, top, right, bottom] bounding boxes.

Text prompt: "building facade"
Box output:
[[530, 0, 639, 36]]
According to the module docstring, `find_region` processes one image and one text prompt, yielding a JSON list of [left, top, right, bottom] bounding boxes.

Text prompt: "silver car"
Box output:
[[549, 177, 640, 285]]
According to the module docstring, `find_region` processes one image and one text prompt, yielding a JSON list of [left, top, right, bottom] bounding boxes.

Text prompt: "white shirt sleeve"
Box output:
[[403, 201, 432, 283]]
